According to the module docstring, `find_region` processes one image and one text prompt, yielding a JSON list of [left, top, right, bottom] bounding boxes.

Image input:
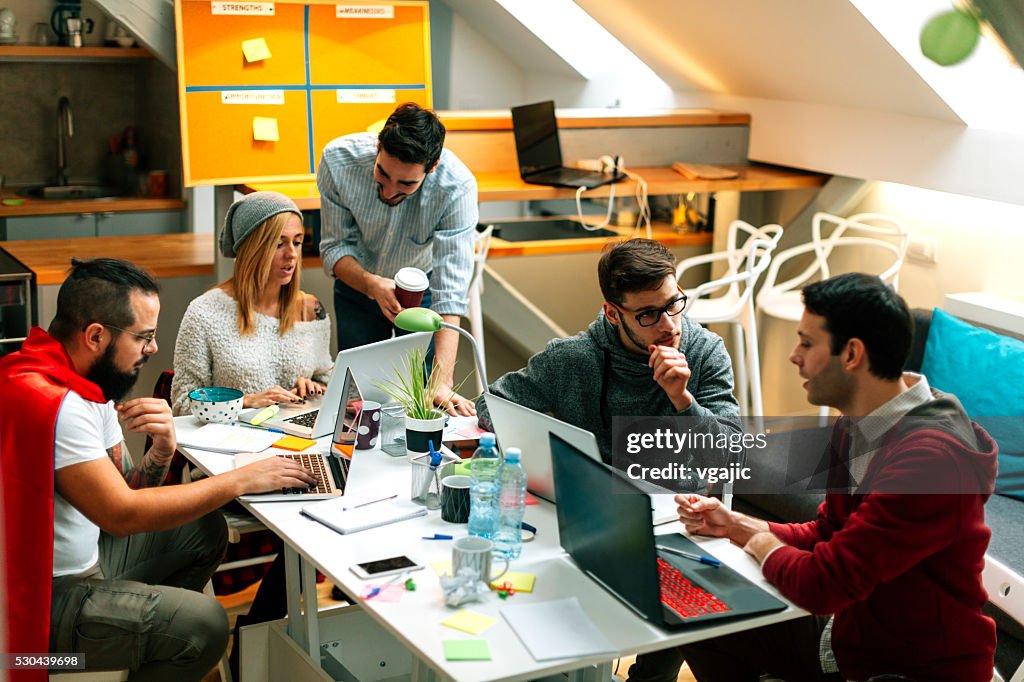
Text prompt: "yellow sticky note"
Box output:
[[441, 610, 497, 636], [252, 117, 279, 142], [431, 560, 452, 576], [490, 572, 535, 593], [272, 434, 315, 451], [241, 37, 271, 63]]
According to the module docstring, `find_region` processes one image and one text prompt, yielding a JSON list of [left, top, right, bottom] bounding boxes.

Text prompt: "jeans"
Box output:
[[332, 276, 435, 368], [50, 511, 229, 682]]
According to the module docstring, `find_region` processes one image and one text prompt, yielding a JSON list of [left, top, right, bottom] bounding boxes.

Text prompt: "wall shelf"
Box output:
[[0, 45, 152, 62]]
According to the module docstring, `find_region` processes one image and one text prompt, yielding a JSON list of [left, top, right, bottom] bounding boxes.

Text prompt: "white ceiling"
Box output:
[[575, 0, 961, 123]]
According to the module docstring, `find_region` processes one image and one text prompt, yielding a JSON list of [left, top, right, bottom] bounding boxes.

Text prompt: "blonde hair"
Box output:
[[220, 212, 303, 335]]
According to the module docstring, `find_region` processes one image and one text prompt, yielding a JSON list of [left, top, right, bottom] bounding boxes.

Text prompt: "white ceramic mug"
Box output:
[[451, 536, 509, 583]]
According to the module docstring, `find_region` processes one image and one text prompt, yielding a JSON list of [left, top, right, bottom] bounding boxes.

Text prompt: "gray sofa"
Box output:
[[734, 308, 1023, 678]]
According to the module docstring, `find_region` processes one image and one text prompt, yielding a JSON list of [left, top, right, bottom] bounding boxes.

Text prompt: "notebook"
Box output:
[[176, 423, 281, 454], [484, 394, 679, 523], [301, 490, 426, 534], [511, 100, 622, 189], [550, 433, 787, 630]]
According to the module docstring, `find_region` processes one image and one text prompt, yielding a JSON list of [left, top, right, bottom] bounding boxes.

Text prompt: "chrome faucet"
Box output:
[[56, 96, 73, 186]]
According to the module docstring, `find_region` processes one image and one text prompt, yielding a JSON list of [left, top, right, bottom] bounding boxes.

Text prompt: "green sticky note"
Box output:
[[443, 639, 491, 661]]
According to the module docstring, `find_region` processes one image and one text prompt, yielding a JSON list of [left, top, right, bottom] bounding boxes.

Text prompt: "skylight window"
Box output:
[[850, 0, 1024, 132], [493, 0, 672, 103]]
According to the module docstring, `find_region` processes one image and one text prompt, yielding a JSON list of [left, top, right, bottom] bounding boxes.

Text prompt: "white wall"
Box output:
[[447, 14, 525, 109]]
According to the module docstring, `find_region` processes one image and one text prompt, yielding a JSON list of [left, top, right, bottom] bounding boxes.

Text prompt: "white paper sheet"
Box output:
[[500, 597, 614, 662]]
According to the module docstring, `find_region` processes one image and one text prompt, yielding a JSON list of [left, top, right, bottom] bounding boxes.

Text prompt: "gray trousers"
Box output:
[[50, 511, 229, 682]]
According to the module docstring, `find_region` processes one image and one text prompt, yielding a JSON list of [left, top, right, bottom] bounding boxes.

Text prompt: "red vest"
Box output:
[[0, 328, 106, 682]]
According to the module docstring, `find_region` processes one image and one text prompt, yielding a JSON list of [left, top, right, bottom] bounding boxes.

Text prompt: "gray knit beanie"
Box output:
[[220, 191, 303, 258]]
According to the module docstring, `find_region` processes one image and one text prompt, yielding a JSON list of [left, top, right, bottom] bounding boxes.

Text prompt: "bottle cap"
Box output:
[[504, 447, 521, 463], [479, 432, 495, 448]]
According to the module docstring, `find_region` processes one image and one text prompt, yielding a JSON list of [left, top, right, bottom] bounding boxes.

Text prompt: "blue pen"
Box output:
[[657, 544, 721, 567], [422, 534, 453, 540]]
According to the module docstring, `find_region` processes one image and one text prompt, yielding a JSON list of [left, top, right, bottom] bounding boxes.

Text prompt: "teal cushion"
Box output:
[[921, 308, 1024, 499]]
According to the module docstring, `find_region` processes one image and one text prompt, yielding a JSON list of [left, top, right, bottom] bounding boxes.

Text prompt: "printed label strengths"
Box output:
[[336, 5, 394, 19], [212, 2, 275, 16], [222, 90, 286, 105]]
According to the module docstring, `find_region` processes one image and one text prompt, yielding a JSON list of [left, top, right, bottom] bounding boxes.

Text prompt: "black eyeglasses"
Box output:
[[619, 293, 689, 327], [102, 323, 157, 351]]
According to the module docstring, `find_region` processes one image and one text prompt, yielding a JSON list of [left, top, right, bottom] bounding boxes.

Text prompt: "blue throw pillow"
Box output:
[[921, 308, 1024, 499]]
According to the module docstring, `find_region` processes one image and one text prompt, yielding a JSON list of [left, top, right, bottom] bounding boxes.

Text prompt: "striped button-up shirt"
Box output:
[[317, 133, 478, 317]]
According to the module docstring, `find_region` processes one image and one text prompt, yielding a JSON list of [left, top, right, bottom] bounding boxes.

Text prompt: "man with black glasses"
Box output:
[[475, 238, 741, 682], [475, 238, 741, 467]]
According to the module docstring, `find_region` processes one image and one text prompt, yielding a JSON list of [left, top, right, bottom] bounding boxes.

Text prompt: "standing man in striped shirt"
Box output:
[[318, 103, 479, 416]]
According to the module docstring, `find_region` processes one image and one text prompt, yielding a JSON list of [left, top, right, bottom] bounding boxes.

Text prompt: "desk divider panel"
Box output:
[[176, 0, 432, 187]]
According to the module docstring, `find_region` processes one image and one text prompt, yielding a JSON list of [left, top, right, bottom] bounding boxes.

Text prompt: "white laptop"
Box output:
[[234, 368, 361, 501], [239, 332, 432, 438], [484, 394, 680, 523]]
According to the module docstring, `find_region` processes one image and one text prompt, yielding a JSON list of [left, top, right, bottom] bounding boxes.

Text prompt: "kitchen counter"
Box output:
[[0, 189, 184, 218], [0, 234, 216, 285]]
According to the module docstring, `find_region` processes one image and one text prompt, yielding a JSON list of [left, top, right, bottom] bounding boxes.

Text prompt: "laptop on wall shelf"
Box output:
[[510, 100, 623, 189], [550, 433, 787, 629]]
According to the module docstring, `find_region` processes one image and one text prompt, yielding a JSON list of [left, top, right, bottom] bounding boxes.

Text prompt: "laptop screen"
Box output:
[[550, 433, 664, 622], [511, 100, 563, 176], [331, 367, 363, 457]]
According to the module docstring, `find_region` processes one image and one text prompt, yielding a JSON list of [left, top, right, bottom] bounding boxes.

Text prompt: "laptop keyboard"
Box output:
[[657, 557, 732, 619], [279, 453, 333, 495], [284, 409, 319, 428]]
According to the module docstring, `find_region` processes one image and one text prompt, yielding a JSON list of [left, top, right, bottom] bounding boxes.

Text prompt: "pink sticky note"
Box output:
[[362, 583, 405, 602]]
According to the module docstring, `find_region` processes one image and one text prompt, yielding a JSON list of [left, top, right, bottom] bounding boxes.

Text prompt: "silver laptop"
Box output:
[[484, 394, 680, 523], [239, 332, 432, 438], [236, 368, 364, 502]]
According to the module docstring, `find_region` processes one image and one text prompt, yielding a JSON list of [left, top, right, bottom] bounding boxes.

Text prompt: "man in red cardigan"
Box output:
[[676, 273, 998, 682], [0, 258, 316, 681]]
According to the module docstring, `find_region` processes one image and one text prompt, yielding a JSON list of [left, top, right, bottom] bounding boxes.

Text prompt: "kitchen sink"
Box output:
[[18, 185, 122, 200]]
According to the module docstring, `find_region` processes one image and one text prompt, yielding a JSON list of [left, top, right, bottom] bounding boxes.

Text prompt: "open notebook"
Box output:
[[301, 488, 426, 534]]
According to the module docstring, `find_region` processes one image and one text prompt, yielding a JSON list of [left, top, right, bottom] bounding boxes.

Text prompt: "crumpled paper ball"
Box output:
[[440, 567, 489, 606]]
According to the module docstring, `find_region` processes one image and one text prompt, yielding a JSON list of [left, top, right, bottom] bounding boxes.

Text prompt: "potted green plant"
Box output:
[[377, 347, 466, 458]]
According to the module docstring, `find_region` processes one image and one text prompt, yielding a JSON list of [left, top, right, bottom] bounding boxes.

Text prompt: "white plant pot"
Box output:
[[405, 412, 446, 459]]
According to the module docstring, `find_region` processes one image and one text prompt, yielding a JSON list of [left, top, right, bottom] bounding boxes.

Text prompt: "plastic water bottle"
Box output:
[[493, 447, 528, 559], [468, 432, 501, 539]]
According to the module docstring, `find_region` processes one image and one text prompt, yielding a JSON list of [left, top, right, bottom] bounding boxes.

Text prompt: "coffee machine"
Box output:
[[50, 0, 93, 47]]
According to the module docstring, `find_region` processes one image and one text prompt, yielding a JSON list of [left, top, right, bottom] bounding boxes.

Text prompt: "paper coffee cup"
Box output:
[[394, 267, 429, 309]]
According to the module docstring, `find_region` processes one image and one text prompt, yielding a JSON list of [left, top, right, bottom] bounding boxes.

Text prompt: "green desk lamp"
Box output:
[[393, 308, 489, 394]]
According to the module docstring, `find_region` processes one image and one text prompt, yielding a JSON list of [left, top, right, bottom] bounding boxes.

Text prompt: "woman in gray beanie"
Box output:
[[170, 191, 333, 415]]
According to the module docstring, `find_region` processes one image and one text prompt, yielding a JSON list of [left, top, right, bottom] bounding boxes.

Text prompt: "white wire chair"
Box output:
[[676, 220, 783, 417]]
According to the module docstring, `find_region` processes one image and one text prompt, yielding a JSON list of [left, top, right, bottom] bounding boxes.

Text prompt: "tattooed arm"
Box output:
[[109, 397, 178, 489]]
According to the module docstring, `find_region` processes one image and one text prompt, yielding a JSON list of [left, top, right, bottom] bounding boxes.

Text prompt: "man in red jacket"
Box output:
[[676, 273, 997, 682], [0, 258, 316, 681]]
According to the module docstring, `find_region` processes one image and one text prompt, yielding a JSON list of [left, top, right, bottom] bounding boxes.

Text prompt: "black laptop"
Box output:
[[511, 101, 622, 189], [550, 433, 787, 629]]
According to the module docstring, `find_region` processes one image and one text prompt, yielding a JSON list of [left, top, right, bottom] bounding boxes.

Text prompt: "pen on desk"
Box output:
[[342, 494, 398, 511], [365, 570, 409, 599], [657, 544, 721, 567], [422, 534, 453, 540]]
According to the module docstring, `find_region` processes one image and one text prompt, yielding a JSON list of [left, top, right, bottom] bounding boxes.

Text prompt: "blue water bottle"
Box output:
[[468, 432, 501, 539], [494, 447, 528, 559]]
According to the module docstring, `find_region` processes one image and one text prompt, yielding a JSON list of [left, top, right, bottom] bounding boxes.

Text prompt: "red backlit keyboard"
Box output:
[[657, 557, 732, 620]]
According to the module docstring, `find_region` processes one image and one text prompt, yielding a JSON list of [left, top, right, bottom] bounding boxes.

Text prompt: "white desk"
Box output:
[[175, 416, 806, 682]]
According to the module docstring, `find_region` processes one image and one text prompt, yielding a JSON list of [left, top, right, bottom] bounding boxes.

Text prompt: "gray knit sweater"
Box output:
[[476, 312, 740, 464], [171, 288, 333, 416]]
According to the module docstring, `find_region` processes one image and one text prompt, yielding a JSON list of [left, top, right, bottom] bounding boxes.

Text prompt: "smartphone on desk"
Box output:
[[350, 555, 424, 580]]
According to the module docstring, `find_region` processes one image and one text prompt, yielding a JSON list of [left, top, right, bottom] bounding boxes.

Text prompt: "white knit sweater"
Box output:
[[171, 288, 333, 416]]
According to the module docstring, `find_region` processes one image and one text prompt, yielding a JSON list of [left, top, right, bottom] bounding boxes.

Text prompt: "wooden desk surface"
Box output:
[[1, 234, 216, 285], [243, 163, 828, 206], [487, 224, 712, 258], [0, 190, 185, 218]]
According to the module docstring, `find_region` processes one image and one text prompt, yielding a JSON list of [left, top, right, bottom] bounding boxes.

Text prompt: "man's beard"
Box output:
[[86, 343, 145, 402]]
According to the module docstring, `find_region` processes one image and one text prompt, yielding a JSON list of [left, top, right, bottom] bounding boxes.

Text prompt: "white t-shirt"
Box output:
[[52, 392, 122, 576]]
